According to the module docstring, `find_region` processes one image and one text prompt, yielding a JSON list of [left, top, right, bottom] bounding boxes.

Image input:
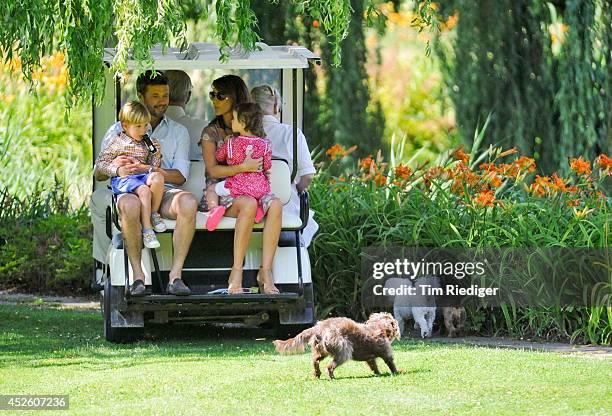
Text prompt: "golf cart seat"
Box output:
[[161, 159, 303, 231]]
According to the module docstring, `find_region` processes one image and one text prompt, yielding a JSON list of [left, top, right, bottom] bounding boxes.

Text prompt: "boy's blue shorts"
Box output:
[[110, 173, 150, 194]]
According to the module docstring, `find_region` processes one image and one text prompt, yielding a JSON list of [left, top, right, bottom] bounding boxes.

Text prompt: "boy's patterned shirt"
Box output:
[[95, 132, 162, 177]]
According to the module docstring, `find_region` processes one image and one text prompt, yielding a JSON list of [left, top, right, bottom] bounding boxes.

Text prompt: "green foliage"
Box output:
[[0, 0, 184, 107], [0, 55, 91, 205], [113, 0, 186, 73], [555, 0, 611, 169], [309, 144, 611, 344], [214, 0, 261, 61], [0, 0, 370, 105], [0, 185, 92, 295], [252, 1, 386, 156], [435, 0, 611, 173], [318, 0, 385, 156], [368, 7, 458, 164], [291, 0, 352, 64]]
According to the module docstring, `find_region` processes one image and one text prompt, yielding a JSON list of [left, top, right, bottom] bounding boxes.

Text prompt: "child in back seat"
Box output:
[[205, 102, 278, 231], [95, 100, 166, 251]]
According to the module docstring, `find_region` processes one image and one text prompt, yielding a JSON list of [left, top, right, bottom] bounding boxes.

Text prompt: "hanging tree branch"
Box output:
[[1, 0, 392, 106]]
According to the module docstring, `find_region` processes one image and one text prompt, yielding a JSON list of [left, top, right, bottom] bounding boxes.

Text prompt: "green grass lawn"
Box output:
[[1, 304, 610, 416]]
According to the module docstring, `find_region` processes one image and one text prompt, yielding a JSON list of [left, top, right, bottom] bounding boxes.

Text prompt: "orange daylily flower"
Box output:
[[565, 185, 579, 193], [550, 173, 568, 192], [474, 190, 495, 207], [360, 155, 376, 171], [515, 156, 536, 173], [569, 157, 592, 176], [441, 13, 458, 31], [478, 155, 535, 179], [394, 164, 412, 181], [479, 163, 497, 173], [451, 145, 470, 164], [374, 173, 387, 186], [498, 147, 519, 158], [488, 173, 502, 188], [498, 163, 519, 178], [594, 154, 612, 172], [529, 175, 551, 196], [326, 144, 356, 161]]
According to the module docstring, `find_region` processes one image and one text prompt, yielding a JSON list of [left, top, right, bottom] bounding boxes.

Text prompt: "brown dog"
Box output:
[[273, 312, 401, 379], [442, 306, 467, 337]]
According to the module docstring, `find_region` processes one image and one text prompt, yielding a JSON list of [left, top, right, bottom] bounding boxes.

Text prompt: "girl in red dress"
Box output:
[[206, 103, 277, 231]]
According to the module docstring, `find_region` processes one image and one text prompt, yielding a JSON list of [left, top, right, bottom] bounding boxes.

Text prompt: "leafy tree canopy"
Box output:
[[0, 0, 437, 105]]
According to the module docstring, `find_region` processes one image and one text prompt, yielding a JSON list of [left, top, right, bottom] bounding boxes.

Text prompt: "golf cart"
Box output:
[[93, 43, 320, 343]]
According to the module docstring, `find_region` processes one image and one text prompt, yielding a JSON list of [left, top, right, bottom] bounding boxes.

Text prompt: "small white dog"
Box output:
[[384, 276, 440, 338]]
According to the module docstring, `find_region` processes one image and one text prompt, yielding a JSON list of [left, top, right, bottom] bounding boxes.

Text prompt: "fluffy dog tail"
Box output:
[[273, 327, 316, 355]]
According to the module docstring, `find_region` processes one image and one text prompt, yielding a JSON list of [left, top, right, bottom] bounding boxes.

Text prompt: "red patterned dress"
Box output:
[[215, 135, 276, 212]]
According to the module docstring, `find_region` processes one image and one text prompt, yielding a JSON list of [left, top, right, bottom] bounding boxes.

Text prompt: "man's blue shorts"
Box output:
[[111, 173, 150, 194]]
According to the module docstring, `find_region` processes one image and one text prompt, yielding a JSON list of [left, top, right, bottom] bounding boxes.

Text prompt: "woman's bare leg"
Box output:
[[258, 198, 282, 294], [135, 185, 153, 229], [224, 196, 257, 293], [147, 172, 165, 213]]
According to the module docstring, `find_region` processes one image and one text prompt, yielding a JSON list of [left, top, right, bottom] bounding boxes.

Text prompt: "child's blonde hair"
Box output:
[[118, 100, 151, 125]]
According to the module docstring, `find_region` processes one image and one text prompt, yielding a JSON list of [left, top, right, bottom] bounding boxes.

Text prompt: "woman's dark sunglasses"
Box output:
[[209, 91, 228, 101]]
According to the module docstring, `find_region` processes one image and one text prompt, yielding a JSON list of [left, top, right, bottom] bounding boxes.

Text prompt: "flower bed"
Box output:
[[310, 144, 611, 344]]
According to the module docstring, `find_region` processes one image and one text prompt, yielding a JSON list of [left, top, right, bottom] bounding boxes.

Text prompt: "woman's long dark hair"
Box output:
[[212, 75, 251, 128]]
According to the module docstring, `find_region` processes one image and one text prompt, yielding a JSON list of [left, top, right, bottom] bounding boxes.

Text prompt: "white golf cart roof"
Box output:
[[102, 42, 320, 70], [94, 42, 316, 183]]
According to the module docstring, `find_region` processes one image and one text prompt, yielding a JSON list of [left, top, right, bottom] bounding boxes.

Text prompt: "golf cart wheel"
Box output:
[[103, 279, 143, 343]]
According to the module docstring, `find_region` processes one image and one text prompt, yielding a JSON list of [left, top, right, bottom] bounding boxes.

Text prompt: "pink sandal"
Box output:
[[206, 206, 226, 231], [255, 206, 265, 223]]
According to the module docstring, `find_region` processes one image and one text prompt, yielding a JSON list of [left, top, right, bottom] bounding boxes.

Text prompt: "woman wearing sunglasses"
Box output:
[[200, 75, 282, 295]]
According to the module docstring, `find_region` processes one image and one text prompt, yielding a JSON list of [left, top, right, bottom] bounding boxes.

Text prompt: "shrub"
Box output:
[[0, 52, 91, 207], [0, 183, 92, 295], [310, 143, 611, 344]]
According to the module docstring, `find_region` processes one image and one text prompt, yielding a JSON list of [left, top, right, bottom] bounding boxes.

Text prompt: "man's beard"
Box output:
[[148, 105, 167, 118]]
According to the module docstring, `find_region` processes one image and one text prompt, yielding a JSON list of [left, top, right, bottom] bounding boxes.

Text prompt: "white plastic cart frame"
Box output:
[[93, 43, 320, 343]]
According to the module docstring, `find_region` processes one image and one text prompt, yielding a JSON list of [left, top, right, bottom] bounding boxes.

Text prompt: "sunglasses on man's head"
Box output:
[[209, 91, 228, 101]]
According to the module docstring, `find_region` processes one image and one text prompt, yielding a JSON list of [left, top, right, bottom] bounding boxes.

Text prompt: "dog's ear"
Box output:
[[378, 318, 400, 340], [388, 319, 401, 341], [385, 326, 394, 339]]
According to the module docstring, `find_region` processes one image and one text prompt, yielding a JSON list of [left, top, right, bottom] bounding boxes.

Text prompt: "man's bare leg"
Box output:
[[160, 190, 198, 283], [117, 194, 145, 280]]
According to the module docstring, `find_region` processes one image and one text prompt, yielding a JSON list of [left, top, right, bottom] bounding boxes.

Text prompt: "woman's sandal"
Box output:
[[257, 267, 280, 295], [254, 206, 265, 223], [227, 267, 244, 295], [206, 205, 226, 231]]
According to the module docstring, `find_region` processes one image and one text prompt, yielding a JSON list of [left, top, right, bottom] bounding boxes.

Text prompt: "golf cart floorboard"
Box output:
[[128, 292, 300, 304]]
